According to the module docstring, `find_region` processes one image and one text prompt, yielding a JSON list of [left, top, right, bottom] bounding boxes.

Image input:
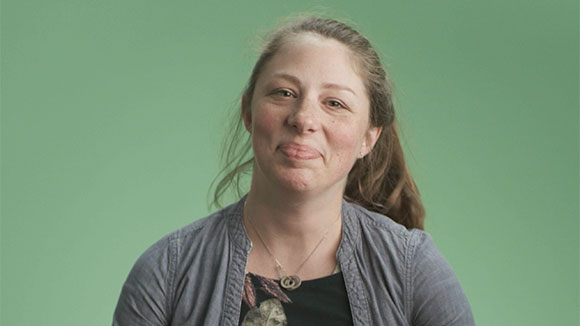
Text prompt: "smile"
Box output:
[[278, 142, 321, 160]]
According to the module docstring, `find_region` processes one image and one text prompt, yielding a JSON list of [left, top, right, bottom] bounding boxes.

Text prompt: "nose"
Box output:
[[286, 97, 319, 134]]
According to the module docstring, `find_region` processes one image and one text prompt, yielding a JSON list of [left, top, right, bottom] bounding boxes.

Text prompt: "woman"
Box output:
[[113, 17, 474, 326]]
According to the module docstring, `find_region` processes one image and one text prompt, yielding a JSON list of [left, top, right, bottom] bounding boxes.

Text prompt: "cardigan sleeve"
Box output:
[[112, 235, 175, 326], [408, 230, 475, 326]]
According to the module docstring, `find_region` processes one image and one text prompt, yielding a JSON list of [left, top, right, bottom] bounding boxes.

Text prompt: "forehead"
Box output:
[[257, 34, 367, 95]]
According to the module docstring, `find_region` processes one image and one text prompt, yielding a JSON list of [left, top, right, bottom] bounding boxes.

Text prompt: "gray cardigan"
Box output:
[[113, 198, 474, 325]]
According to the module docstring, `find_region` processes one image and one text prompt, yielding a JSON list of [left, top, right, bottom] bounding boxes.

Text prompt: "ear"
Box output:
[[241, 94, 252, 132], [360, 126, 382, 158]]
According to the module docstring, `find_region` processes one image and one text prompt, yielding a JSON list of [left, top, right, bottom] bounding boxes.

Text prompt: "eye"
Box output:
[[327, 99, 346, 109], [272, 89, 295, 98]]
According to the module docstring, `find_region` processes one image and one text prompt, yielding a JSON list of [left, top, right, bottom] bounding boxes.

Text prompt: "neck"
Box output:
[[245, 177, 344, 240], [242, 175, 344, 280]]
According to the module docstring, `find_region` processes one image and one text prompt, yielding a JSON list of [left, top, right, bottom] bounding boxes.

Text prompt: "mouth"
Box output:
[[278, 142, 321, 160]]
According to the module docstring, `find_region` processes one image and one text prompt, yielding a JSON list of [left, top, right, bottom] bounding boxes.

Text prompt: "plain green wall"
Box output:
[[2, 1, 578, 325]]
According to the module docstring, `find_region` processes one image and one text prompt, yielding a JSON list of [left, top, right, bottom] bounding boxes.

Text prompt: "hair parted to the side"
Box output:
[[211, 16, 425, 230]]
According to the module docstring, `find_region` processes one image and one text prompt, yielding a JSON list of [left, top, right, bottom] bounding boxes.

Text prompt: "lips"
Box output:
[[278, 142, 320, 160]]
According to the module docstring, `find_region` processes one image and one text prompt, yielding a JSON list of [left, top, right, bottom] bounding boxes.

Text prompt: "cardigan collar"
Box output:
[[226, 195, 362, 264]]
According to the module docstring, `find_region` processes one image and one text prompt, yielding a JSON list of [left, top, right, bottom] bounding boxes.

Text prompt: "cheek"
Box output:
[[329, 122, 365, 156], [326, 126, 365, 175], [251, 107, 282, 148]]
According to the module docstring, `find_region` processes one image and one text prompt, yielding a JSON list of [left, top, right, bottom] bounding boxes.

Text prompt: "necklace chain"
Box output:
[[244, 200, 341, 290]]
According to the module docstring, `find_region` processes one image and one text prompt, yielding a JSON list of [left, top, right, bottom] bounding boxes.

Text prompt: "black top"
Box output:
[[239, 272, 353, 326]]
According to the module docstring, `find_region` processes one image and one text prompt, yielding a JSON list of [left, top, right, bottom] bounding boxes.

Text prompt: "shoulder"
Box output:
[[344, 201, 428, 260], [409, 234, 475, 325], [124, 199, 244, 286], [345, 201, 457, 282], [141, 200, 243, 262], [113, 202, 244, 325], [345, 202, 474, 325]]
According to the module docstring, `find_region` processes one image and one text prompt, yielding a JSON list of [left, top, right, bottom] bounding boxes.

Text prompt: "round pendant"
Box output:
[[280, 275, 301, 290]]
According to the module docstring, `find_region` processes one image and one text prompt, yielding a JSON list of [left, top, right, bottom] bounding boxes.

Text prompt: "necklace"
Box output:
[[244, 201, 341, 291]]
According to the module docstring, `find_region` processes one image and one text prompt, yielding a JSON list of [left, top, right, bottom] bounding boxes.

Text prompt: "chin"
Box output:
[[270, 170, 318, 193]]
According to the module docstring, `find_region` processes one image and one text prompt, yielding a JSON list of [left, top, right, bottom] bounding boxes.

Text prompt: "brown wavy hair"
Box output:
[[211, 16, 425, 229]]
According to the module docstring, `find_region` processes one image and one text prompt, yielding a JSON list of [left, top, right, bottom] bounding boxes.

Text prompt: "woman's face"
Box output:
[[243, 34, 381, 195]]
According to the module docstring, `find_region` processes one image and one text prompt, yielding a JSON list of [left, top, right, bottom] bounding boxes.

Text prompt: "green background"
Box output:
[[2, 1, 578, 325]]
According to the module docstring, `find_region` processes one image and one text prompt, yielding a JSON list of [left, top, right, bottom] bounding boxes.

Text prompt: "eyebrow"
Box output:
[[271, 73, 302, 85], [321, 82, 356, 96], [270, 73, 357, 96]]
